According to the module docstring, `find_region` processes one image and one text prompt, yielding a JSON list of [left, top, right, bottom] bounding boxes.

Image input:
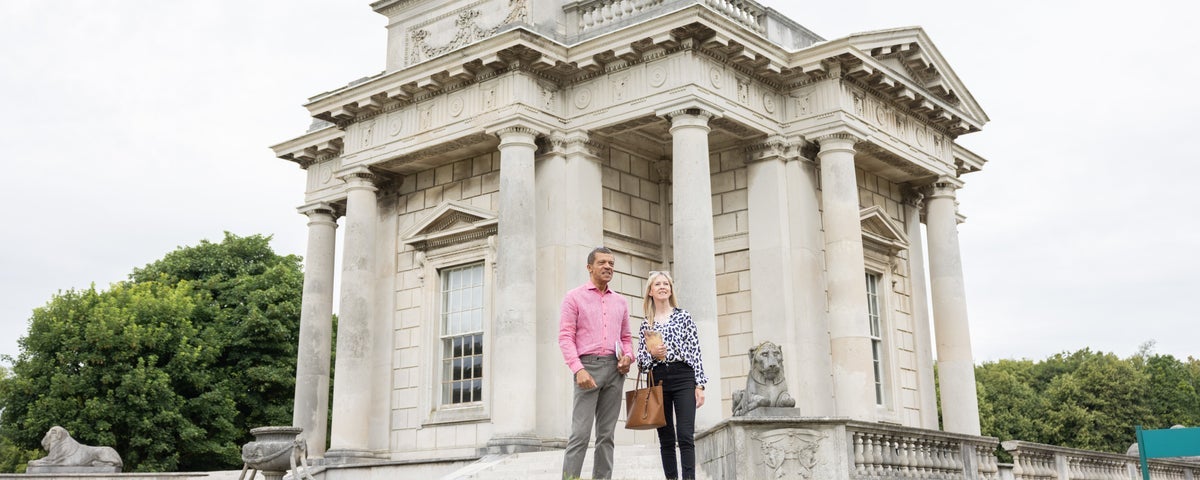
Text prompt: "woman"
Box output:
[[635, 270, 707, 480]]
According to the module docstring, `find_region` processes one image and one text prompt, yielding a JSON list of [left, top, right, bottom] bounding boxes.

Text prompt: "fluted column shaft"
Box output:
[[293, 204, 338, 458], [328, 170, 378, 459], [668, 110, 722, 428], [489, 126, 540, 450], [817, 134, 875, 421], [925, 179, 981, 435]]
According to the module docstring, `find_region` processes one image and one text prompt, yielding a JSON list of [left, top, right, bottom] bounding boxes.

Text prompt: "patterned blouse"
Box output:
[[635, 307, 708, 386]]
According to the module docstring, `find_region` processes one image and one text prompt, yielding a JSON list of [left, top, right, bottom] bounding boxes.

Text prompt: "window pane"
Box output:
[[440, 264, 486, 405]]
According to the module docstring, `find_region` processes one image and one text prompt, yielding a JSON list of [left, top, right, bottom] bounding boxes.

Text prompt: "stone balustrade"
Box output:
[[851, 422, 999, 480], [1002, 440, 1200, 480], [696, 415, 999, 479], [565, 0, 766, 37]]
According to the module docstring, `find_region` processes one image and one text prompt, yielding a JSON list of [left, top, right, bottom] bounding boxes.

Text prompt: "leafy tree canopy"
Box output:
[[0, 233, 303, 472], [977, 344, 1200, 455]]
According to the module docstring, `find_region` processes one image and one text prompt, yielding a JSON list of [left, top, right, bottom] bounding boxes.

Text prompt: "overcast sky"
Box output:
[[1, 0, 1196, 367]]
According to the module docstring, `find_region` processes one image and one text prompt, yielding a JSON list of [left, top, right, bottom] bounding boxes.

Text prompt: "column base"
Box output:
[[486, 434, 551, 454], [324, 448, 382, 465]]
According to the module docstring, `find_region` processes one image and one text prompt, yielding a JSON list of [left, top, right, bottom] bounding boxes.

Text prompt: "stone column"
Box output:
[[745, 138, 801, 399], [904, 193, 940, 430], [784, 145, 837, 417], [817, 133, 875, 421], [925, 178, 981, 435], [534, 131, 603, 443], [488, 125, 540, 452], [667, 109, 723, 428], [292, 203, 338, 458], [328, 167, 379, 461]]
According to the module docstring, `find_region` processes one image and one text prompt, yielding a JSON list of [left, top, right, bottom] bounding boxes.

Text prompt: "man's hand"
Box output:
[[617, 355, 632, 375], [575, 369, 597, 389]]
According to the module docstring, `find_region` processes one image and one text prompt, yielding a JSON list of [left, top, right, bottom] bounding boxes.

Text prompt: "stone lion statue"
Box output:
[[732, 341, 796, 416], [28, 426, 123, 469]]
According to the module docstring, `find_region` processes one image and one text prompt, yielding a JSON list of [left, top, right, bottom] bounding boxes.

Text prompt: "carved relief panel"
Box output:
[[305, 157, 344, 200], [403, 0, 530, 67], [849, 86, 947, 160]]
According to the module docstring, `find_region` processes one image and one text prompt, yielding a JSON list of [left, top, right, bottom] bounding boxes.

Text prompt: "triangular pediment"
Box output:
[[795, 27, 987, 136], [861, 205, 908, 254], [401, 201, 498, 250]]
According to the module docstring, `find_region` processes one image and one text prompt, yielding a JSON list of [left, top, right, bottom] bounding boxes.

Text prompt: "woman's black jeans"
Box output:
[[651, 362, 697, 480]]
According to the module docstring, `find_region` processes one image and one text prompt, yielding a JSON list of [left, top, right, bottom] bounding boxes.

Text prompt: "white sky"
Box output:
[[1, 0, 1197, 366]]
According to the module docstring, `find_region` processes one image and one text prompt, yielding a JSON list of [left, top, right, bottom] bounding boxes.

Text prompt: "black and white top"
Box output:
[[636, 307, 708, 387]]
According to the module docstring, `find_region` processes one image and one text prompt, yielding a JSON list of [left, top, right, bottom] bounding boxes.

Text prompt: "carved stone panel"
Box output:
[[405, 0, 529, 66], [749, 428, 827, 480], [851, 87, 946, 159]]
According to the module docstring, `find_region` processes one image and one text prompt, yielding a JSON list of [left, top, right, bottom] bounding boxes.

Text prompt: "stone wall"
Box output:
[[391, 151, 500, 458], [711, 147, 752, 416], [856, 167, 923, 425]]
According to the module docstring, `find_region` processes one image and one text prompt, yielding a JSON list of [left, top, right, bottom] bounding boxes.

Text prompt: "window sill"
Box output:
[[424, 404, 489, 426]]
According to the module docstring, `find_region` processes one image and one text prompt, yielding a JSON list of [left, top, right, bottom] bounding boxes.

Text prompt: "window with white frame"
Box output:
[[440, 262, 485, 405], [865, 272, 885, 405]]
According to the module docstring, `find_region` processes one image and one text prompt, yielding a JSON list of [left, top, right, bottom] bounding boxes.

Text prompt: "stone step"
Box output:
[[441, 445, 668, 480]]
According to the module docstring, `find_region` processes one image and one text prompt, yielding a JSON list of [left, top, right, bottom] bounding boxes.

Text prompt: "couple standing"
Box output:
[[558, 247, 709, 480]]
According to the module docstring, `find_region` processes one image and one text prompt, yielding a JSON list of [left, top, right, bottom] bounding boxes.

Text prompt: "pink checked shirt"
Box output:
[[558, 281, 633, 374]]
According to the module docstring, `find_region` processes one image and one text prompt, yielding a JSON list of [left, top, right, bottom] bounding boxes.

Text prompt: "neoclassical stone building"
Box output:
[[273, 0, 991, 476]]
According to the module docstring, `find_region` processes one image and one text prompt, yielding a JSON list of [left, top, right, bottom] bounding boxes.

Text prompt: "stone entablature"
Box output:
[[277, 7, 986, 202]]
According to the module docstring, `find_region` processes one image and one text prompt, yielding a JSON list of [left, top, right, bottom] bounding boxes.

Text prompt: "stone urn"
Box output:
[[242, 426, 303, 480]]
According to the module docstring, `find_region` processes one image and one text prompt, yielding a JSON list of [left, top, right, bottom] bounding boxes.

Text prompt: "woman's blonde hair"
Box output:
[[642, 270, 678, 326]]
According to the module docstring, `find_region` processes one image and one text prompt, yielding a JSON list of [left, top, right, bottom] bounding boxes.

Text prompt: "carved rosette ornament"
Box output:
[[750, 428, 827, 480]]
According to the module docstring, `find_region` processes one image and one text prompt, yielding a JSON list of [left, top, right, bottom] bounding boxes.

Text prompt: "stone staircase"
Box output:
[[441, 445, 667, 480]]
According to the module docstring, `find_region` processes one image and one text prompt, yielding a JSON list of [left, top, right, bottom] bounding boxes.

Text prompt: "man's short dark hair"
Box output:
[[587, 246, 613, 265]]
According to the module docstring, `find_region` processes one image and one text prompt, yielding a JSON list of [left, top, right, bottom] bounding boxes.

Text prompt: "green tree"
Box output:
[[976, 359, 1047, 447], [130, 233, 304, 433], [0, 233, 303, 472]]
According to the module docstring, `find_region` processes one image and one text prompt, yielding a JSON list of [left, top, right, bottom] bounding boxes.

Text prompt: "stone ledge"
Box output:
[[1, 474, 207, 480]]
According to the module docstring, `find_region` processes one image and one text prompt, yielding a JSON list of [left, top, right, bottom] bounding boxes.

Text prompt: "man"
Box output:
[[559, 246, 634, 480]]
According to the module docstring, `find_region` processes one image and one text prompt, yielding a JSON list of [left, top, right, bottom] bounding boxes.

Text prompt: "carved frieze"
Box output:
[[406, 0, 530, 66], [852, 88, 946, 159]]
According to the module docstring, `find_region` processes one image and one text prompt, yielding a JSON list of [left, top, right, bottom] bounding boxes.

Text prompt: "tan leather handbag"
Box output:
[[624, 369, 666, 430]]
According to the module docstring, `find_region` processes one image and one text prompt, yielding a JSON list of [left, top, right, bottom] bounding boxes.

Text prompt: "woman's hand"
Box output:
[[651, 342, 667, 360], [695, 387, 706, 408]]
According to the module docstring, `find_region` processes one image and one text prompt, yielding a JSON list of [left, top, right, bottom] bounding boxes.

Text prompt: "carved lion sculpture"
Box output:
[[28, 426, 123, 469], [732, 341, 796, 416]]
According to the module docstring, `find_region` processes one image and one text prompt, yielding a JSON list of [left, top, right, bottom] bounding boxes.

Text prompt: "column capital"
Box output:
[[495, 125, 540, 146], [925, 176, 963, 199], [298, 202, 341, 217], [745, 135, 810, 164], [539, 130, 606, 162], [336, 166, 381, 191], [655, 98, 723, 125], [485, 117, 552, 147]]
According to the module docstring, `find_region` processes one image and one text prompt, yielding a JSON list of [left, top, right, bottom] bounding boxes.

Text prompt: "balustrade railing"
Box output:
[[1003, 440, 1199, 480], [848, 423, 999, 480], [566, 0, 767, 37]]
